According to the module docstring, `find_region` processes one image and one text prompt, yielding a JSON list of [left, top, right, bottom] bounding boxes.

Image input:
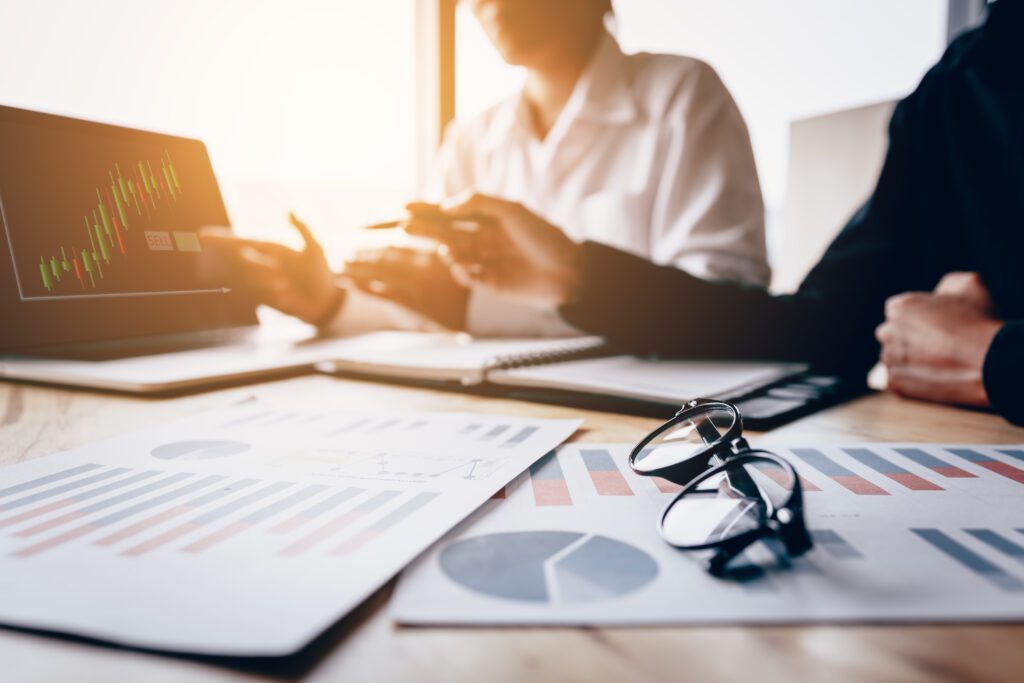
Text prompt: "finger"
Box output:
[[405, 202, 445, 220], [887, 365, 984, 406], [289, 212, 323, 253], [934, 271, 994, 311], [403, 219, 479, 262], [874, 322, 892, 344], [440, 191, 516, 219], [884, 292, 928, 320], [349, 246, 431, 266], [344, 260, 413, 284], [200, 232, 295, 260]]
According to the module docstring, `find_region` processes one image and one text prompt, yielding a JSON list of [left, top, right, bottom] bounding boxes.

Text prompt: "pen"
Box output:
[[364, 219, 403, 231], [362, 217, 481, 232]]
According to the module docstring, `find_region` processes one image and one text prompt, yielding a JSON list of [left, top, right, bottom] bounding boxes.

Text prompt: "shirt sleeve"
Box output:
[[648, 61, 770, 287], [560, 93, 922, 379], [983, 321, 1024, 426]]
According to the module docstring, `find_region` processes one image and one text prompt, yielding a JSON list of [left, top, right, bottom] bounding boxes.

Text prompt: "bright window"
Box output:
[[0, 0, 418, 255]]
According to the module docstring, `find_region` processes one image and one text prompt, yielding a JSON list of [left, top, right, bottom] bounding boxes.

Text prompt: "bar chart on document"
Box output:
[[392, 442, 1024, 625], [0, 404, 580, 655]]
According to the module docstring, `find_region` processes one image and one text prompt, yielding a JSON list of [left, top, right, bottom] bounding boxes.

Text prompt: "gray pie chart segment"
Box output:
[[439, 531, 658, 604], [440, 531, 583, 602], [150, 440, 252, 461], [553, 534, 659, 603]]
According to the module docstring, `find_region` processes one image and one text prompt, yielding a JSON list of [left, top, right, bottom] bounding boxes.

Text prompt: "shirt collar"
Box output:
[[570, 31, 638, 126], [480, 32, 637, 152]]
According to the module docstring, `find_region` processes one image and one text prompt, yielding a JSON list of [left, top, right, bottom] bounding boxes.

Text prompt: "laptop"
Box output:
[[0, 104, 373, 393]]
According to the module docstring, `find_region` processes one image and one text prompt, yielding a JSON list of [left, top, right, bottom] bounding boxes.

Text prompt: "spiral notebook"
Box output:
[[317, 332, 805, 408], [316, 332, 609, 384]]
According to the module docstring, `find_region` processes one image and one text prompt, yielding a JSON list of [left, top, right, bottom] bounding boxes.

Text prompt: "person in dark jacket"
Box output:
[[405, 0, 1024, 425]]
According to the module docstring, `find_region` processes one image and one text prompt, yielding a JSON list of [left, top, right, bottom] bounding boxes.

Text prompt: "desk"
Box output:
[[1, 375, 1023, 682]]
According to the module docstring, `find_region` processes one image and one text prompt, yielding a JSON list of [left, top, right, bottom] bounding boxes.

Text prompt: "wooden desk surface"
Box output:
[[2, 376, 1023, 683]]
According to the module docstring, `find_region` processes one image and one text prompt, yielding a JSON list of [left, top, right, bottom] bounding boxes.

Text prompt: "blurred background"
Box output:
[[0, 0, 981, 289]]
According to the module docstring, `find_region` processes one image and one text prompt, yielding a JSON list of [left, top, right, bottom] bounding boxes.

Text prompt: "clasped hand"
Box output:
[[876, 272, 1004, 407]]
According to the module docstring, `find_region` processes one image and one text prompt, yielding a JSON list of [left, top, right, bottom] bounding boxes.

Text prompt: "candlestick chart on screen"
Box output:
[[35, 153, 182, 293], [0, 145, 228, 301]]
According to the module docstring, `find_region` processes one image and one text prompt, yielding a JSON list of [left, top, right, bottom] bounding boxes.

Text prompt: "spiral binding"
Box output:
[[487, 338, 608, 371]]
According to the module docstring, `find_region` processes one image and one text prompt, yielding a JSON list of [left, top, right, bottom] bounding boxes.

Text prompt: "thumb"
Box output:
[[289, 212, 322, 253], [441, 191, 516, 220]]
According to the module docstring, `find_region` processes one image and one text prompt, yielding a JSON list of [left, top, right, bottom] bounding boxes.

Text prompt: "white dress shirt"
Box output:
[[332, 32, 767, 337]]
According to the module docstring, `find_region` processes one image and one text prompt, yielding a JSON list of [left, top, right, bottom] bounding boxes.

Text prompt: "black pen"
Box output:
[[362, 217, 481, 232]]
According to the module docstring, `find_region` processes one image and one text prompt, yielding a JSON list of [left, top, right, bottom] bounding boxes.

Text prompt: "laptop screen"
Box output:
[[0, 105, 257, 351]]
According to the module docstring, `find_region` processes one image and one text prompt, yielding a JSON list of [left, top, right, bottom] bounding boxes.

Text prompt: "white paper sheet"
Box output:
[[0, 405, 580, 655], [392, 442, 1024, 625]]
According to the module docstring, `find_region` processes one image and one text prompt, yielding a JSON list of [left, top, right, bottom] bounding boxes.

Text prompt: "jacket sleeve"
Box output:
[[559, 95, 926, 379], [983, 321, 1024, 426]]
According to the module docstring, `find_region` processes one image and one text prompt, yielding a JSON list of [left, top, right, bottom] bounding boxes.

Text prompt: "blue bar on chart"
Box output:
[[14, 471, 177, 539], [182, 484, 330, 553], [811, 529, 864, 559], [947, 449, 1024, 484], [122, 480, 286, 557], [279, 490, 401, 557], [790, 449, 888, 495], [501, 426, 538, 448], [369, 419, 401, 433], [331, 492, 440, 555], [529, 452, 572, 506], [965, 529, 1024, 565], [843, 448, 943, 491], [11, 473, 195, 557], [218, 410, 274, 428], [894, 448, 976, 479], [0, 468, 135, 527], [0, 464, 103, 500], [998, 449, 1024, 464], [579, 449, 633, 496], [92, 477, 252, 547], [912, 528, 1024, 592], [329, 418, 373, 436], [479, 425, 510, 441], [268, 487, 364, 535]]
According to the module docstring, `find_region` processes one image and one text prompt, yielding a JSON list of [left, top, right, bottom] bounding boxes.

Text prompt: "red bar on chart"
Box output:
[[267, 487, 364, 535], [330, 492, 439, 556], [895, 448, 976, 479], [529, 452, 572, 506], [94, 477, 254, 547], [181, 484, 328, 553], [948, 449, 1024, 484], [279, 490, 400, 557], [843, 448, 943, 491], [789, 449, 889, 495], [652, 478, 683, 494], [580, 449, 633, 496]]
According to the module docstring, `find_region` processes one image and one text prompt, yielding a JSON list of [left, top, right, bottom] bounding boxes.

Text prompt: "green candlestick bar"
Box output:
[[34, 153, 185, 292]]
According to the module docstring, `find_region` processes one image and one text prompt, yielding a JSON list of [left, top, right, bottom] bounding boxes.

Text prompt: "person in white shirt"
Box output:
[[203, 0, 768, 336]]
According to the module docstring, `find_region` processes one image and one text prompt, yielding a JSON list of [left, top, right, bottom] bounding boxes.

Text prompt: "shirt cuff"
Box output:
[[322, 286, 446, 337], [983, 321, 1024, 426], [466, 286, 581, 338]]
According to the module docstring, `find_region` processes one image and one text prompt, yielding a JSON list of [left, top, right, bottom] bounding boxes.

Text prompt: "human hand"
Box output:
[[404, 193, 581, 304], [343, 246, 470, 330], [875, 273, 1003, 407], [200, 213, 342, 325]]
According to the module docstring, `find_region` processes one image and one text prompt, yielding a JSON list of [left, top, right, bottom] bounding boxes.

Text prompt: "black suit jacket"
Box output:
[[560, 1, 1024, 424]]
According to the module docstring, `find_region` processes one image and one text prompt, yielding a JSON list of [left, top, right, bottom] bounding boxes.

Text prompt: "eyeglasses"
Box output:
[[628, 398, 813, 576]]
